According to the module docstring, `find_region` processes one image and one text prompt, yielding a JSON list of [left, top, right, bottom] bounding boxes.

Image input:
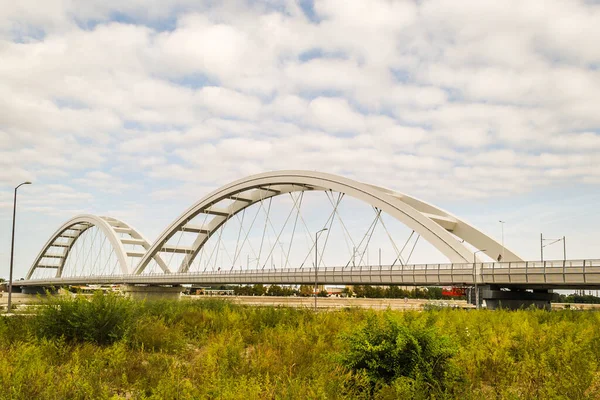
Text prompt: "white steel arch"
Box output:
[[26, 214, 168, 279], [364, 183, 522, 263], [135, 170, 522, 274]]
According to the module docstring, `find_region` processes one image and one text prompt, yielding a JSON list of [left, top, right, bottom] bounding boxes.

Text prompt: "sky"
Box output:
[[1, 0, 600, 278]]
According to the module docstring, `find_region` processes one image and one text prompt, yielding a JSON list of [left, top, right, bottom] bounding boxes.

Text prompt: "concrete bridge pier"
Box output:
[[120, 285, 184, 301], [20, 286, 57, 295], [481, 286, 559, 310]]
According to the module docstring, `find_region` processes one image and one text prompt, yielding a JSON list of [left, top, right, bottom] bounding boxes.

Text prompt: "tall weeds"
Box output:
[[35, 291, 136, 345], [0, 294, 599, 399]]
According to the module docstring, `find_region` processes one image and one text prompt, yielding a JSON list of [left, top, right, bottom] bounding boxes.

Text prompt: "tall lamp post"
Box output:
[[473, 249, 486, 310], [7, 181, 32, 313], [499, 220, 505, 261], [314, 228, 328, 311]]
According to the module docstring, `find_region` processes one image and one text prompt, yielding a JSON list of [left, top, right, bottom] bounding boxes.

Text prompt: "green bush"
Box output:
[[35, 291, 135, 345], [339, 313, 459, 395]]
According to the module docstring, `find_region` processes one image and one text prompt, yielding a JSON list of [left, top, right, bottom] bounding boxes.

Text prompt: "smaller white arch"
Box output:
[[26, 214, 168, 279]]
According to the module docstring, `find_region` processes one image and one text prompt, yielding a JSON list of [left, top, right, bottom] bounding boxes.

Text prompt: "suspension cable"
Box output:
[[232, 204, 262, 266], [299, 193, 340, 268], [391, 230, 414, 267], [285, 190, 304, 269], [232, 207, 246, 268], [346, 208, 380, 268], [324, 191, 356, 257], [377, 213, 404, 266], [356, 208, 382, 267], [193, 212, 211, 272], [261, 189, 304, 269], [318, 191, 342, 268], [405, 234, 420, 264], [257, 195, 273, 269]]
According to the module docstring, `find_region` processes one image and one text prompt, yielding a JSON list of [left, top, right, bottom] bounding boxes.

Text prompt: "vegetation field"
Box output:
[[1, 293, 599, 399]]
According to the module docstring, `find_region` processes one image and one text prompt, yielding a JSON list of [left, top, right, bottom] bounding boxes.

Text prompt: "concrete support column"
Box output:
[[120, 285, 184, 301], [482, 286, 558, 310]]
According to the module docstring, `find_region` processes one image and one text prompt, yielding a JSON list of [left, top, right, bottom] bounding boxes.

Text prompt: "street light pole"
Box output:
[[7, 181, 32, 313], [314, 228, 328, 311], [473, 249, 486, 310], [540, 233, 544, 262], [499, 220, 505, 261]]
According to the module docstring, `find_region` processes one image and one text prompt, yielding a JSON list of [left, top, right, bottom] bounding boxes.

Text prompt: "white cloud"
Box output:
[[2, 0, 598, 196], [156, 14, 253, 78], [198, 86, 263, 120], [267, 95, 309, 120], [308, 97, 365, 133], [548, 132, 600, 152], [69, 171, 135, 195], [2, 0, 600, 276]]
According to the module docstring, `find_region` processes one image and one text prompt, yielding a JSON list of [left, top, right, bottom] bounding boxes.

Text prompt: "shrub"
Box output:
[[339, 313, 459, 395], [35, 291, 135, 345]]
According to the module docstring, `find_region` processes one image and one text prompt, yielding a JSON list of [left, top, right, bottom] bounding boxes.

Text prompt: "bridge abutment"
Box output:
[[481, 286, 559, 310], [120, 285, 184, 301]]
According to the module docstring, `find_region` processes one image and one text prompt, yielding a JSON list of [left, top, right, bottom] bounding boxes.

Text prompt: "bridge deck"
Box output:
[[19, 259, 600, 290]]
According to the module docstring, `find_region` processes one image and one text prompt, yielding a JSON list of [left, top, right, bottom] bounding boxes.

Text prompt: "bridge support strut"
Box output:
[[481, 286, 559, 310]]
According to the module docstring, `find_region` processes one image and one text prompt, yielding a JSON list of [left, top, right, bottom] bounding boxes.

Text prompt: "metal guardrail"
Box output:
[[18, 259, 600, 288]]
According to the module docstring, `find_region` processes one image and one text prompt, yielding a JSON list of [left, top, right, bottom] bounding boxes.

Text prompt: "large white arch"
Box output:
[[26, 214, 168, 279], [135, 170, 522, 274], [364, 183, 522, 263]]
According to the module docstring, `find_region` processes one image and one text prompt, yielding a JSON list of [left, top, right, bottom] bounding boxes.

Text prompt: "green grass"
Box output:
[[0, 293, 599, 399]]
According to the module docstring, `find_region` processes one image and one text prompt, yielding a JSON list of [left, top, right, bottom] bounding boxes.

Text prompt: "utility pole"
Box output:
[[314, 228, 328, 311], [473, 249, 486, 309], [8, 181, 32, 314], [499, 220, 505, 261], [540, 233, 543, 262]]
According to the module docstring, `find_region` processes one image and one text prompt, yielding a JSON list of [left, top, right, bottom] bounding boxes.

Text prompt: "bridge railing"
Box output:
[[21, 259, 600, 287], [479, 259, 600, 285]]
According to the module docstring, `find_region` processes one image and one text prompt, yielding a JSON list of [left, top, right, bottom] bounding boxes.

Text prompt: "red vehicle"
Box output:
[[442, 287, 466, 297]]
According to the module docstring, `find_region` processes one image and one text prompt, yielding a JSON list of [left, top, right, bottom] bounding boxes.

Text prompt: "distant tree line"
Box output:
[[221, 285, 600, 303], [230, 284, 328, 297], [211, 284, 461, 299], [351, 285, 448, 299], [557, 293, 600, 304]]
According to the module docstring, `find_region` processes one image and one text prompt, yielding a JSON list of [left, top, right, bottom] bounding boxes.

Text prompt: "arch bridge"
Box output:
[[21, 171, 600, 309]]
